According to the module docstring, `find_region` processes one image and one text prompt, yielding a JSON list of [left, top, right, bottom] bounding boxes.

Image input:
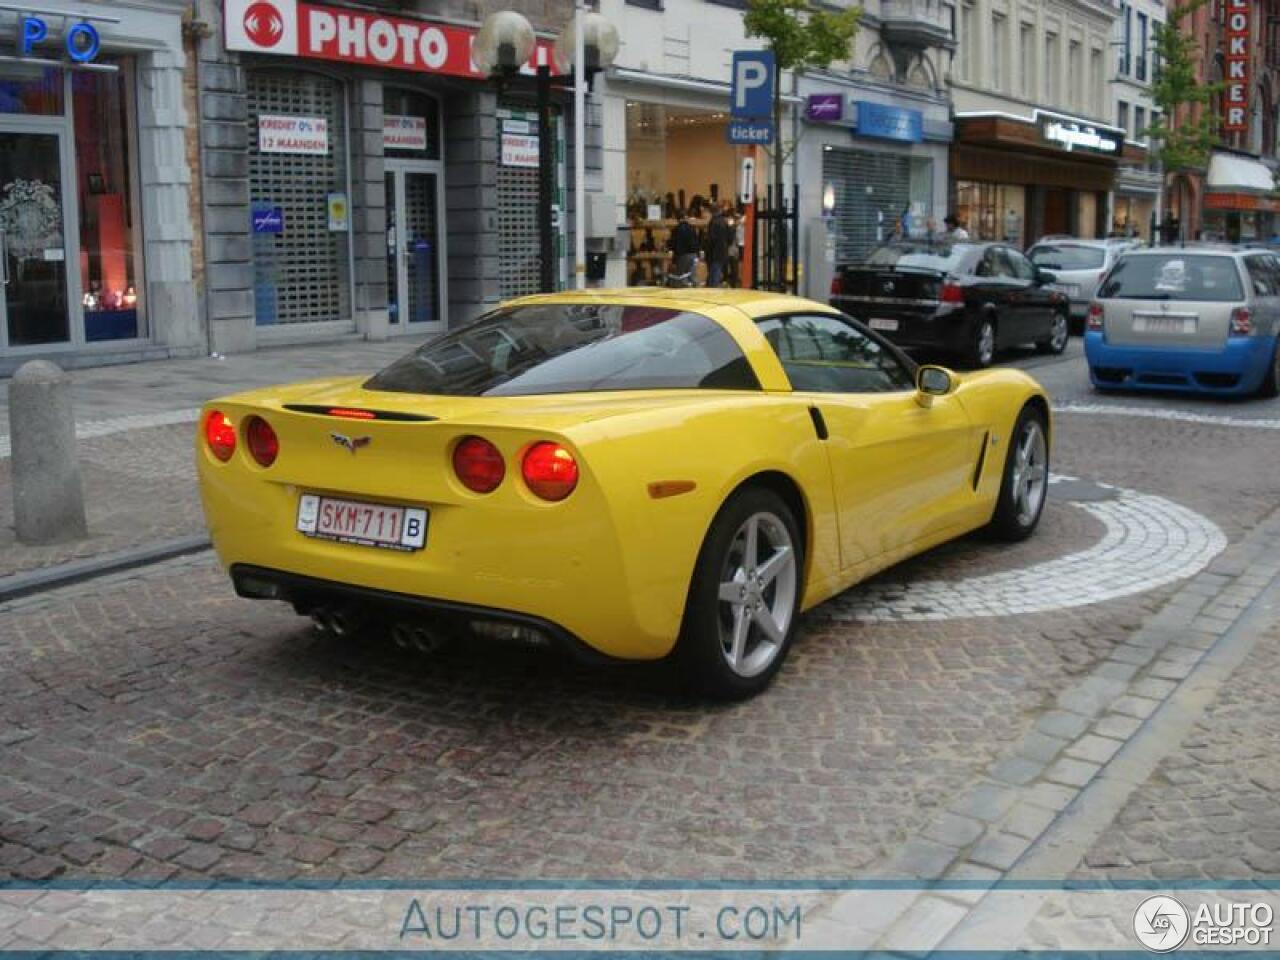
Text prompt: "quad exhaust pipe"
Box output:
[[390, 622, 449, 655]]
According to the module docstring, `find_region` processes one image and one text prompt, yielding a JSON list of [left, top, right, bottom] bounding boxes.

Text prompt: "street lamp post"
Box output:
[[555, 10, 620, 289], [476, 9, 619, 294]]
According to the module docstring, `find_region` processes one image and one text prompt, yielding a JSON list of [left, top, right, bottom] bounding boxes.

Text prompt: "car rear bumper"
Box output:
[[231, 564, 618, 663], [1084, 331, 1277, 395], [832, 300, 972, 353]]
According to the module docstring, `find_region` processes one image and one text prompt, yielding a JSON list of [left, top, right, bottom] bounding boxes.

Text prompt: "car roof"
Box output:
[[504, 287, 839, 320], [1118, 246, 1245, 257], [1031, 238, 1123, 248]]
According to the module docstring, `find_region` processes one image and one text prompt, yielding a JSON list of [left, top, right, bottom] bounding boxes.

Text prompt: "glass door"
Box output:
[[0, 128, 70, 347], [385, 161, 445, 332]]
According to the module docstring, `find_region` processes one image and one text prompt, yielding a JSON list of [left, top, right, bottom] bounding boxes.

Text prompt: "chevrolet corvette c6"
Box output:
[[196, 290, 1051, 698]]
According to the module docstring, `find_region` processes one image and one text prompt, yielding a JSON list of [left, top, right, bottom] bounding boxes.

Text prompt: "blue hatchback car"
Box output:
[[1085, 247, 1280, 398]]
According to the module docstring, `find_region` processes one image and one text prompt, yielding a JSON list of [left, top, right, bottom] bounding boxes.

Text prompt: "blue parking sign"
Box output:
[[731, 50, 775, 119]]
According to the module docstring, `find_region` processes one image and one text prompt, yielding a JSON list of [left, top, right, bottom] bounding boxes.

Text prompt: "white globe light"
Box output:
[[553, 11, 620, 73], [474, 10, 536, 75]]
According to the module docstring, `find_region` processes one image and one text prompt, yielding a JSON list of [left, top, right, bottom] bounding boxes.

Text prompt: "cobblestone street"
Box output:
[[2, 341, 1280, 913]]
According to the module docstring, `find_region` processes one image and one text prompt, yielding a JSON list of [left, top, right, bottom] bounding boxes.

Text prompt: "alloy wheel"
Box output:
[[1050, 313, 1068, 352], [716, 512, 797, 678], [977, 321, 995, 366], [1011, 419, 1048, 527]]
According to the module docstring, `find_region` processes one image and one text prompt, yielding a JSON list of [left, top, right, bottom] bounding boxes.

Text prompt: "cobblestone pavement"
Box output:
[[0, 383, 1277, 891], [0, 424, 202, 578]]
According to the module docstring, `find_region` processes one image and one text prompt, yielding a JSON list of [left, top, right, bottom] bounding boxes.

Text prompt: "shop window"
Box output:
[[0, 66, 62, 115], [382, 88, 441, 161], [247, 69, 352, 326], [954, 180, 1026, 243], [627, 0, 662, 10], [75, 65, 142, 342]]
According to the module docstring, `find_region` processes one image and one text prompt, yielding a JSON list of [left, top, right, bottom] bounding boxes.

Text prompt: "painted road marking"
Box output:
[[827, 476, 1227, 622], [1056, 403, 1280, 430]]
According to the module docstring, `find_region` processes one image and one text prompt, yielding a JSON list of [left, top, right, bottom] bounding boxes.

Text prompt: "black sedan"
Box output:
[[830, 242, 1070, 367]]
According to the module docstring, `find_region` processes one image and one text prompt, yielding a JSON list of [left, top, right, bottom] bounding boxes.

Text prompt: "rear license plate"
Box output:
[[868, 317, 899, 331], [1134, 314, 1197, 334], [296, 494, 427, 551], [1051, 283, 1081, 297]]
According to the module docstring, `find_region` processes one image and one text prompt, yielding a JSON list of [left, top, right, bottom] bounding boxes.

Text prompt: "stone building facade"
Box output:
[[192, 0, 600, 355]]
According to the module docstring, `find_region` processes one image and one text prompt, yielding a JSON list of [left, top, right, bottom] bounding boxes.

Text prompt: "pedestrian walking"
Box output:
[[668, 214, 700, 285], [941, 214, 970, 241], [705, 203, 734, 287]]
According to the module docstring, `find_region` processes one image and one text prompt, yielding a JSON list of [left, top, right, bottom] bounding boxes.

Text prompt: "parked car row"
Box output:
[[829, 241, 1070, 368], [831, 239, 1280, 398]]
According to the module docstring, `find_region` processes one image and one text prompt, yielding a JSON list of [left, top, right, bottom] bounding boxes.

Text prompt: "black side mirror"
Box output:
[[1036, 268, 1057, 286]]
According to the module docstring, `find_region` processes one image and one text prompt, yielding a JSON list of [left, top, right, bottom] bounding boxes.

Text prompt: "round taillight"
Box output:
[[522, 442, 578, 501], [453, 436, 505, 493], [205, 410, 236, 462], [245, 415, 279, 467]]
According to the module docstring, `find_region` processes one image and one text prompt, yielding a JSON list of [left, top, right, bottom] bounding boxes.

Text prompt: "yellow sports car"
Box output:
[[197, 290, 1050, 698]]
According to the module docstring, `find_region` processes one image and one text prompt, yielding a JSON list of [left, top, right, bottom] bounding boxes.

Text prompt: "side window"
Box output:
[[1244, 256, 1274, 296], [1006, 249, 1036, 281], [756, 313, 915, 393], [977, 247, 1015, 279]]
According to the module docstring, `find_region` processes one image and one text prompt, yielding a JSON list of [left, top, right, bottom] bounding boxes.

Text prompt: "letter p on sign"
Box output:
[[732, 50, 775, 118]]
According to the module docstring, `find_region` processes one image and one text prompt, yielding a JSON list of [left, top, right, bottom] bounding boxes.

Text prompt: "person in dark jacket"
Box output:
[[669, 214, 700, 279], [705, 202, 734, 287]]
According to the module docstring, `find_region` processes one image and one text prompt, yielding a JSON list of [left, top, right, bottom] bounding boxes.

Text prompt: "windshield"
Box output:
[[1029, 244, 1106, 270], [364, 303, 760, 397], [863, 244, 970, 273], [1098, 255, 1244, 302]]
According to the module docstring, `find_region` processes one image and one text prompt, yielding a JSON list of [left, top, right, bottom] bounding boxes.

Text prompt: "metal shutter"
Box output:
[[496, 106, 541, 298], [247, 70, 351, 325], [822, 149, 911, 263]]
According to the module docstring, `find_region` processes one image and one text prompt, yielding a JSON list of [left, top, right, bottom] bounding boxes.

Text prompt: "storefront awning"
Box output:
[[1206, 152, 1275, 194]]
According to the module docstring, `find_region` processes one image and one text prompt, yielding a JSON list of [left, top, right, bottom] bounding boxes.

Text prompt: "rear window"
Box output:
[[1098, 255, 1244, 302], [863, 244, 969, 273], [364, 303, 760, 397], [1029, 244, 1106, 270]]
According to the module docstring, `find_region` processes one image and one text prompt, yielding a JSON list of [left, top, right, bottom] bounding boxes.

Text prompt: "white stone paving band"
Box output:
[[829, 477, 1228, 622], [0, 409, 199, 459]]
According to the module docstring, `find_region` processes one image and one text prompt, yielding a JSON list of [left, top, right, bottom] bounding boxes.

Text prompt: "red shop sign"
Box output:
[[1223, 0, 1250, 133], [225, 0, 555, 77]]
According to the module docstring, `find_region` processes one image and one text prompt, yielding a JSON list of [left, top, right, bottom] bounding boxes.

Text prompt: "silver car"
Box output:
[[1085, 246, 1280, 397], [1028, 238, 1140, 332]]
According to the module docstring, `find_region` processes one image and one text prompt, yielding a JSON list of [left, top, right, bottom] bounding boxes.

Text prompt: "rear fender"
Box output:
[[564, 397, 840, 646]]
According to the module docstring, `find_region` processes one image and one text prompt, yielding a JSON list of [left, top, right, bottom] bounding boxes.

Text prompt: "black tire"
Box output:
[[988, 405, 1050, 542], [1260, 340, 1280, 398], [968, 315, 997, 368], [675, 487, 803, 700], [1036, 311, 1070, 355]]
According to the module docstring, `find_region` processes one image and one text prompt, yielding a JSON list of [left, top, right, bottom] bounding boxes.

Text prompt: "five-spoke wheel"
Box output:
[[678, 488, 803, 699]]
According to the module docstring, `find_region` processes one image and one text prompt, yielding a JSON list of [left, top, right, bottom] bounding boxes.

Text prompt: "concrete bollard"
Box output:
[[9, 360, 87, 545]]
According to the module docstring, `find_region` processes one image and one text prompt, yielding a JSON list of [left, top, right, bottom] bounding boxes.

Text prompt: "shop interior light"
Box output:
[[822, 183, 837, 217]]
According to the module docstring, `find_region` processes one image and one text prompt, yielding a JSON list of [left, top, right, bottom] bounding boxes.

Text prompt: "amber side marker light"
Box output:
[[648, 480, 697, 499]]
